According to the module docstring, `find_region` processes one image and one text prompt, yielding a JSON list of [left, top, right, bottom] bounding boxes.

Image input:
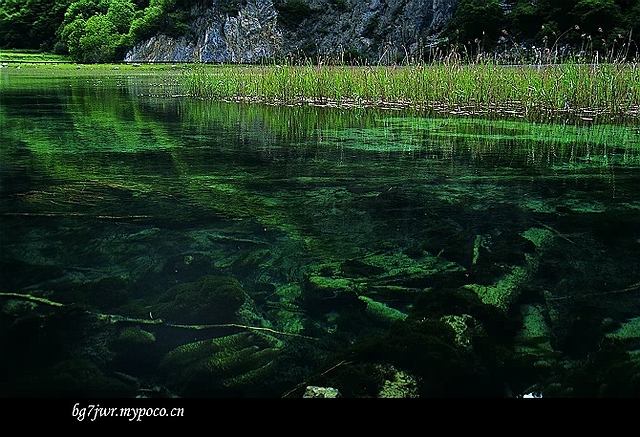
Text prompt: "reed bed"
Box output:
[[183, 60, 640, 123]]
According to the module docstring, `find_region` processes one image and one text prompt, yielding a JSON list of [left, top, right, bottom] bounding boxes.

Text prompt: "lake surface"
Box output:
[[1, 67, 640, 398]]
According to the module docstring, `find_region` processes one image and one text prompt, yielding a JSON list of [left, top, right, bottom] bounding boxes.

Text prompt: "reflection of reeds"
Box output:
[[183, 59, 639, 123], [176, 99, 640, 170]]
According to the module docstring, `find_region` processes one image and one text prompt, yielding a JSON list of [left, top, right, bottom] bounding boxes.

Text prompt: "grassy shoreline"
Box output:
[[3, 50, 639, 123], [183, 62, 640, 123], [0, 49, 73, 63]]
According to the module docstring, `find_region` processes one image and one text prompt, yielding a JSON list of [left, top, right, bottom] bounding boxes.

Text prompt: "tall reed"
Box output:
[[183, 47, 640, 123]]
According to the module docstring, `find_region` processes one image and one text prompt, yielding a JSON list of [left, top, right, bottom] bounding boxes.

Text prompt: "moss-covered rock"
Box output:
[[263, 283, 306, 334], [377, 364, 419, 398], [159, 331, 282, 397], [35, 359, 135, 398], [358, 295, 407, 324], [463, 265, 529, 313], [155, 275, 246, 324], [440, 314, 482, 350], [606, 317, 640, 358], [513, 304, 556, 369], [118, 326, 156, 345]]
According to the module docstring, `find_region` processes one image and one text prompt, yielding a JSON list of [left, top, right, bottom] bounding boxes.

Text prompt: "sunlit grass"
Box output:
[[0, 49, 72, 63]]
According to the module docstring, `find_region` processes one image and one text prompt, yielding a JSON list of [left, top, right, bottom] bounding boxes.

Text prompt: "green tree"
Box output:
[[79, 13, 119, 62], [628, 1, 640, 38], [507, 1, 544, 41], [445, 0, 504, 48], [58, 15, 86, 60], [571, 0, 622, 34], [107, 0, 136, 34], [0, 0, 73, 49], [58, 0, 137, 62]]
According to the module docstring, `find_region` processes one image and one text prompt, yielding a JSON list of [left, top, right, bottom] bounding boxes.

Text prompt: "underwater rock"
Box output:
[[303, 386, 341, 398], [155, 275, 246, 324], [158, 253, 219, 286], [40, 359, 135, 397], [159, 331, 282, 397], [118, 326, 156, 345], [440, 314, 482, 350], [606, 317, 640, 358], [462, 265, 528, 314], [303, 250, 466, 311], [261, 283, 306, 335], [377, 365, 419, 398], [58, 276, 131, 312], [408, 287, 520, 347], [344, 318, 508, 397], [358, 295, 408, 325], [513, 304, 556, 369]]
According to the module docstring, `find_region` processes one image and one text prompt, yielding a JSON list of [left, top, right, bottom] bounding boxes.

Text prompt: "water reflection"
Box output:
[[1, 70, 640, 398]]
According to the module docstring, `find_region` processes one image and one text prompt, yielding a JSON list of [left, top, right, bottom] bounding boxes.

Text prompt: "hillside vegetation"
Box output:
[[1, 0, 639, 63]]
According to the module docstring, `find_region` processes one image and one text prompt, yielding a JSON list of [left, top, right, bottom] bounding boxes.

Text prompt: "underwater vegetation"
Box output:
[[1, 67, 640, 398], [154, 275, 246, 324]]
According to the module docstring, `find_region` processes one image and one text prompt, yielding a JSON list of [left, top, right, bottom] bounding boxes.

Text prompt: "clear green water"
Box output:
[[1, 70, 640, 398]]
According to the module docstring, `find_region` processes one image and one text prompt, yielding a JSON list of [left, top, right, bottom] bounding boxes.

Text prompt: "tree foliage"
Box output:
[[445, 0, 638, 57], [0, 0, 73, 50], [56, 0, 136, 62], [1, 0, 639, 62], [446, 0, 504, 46]]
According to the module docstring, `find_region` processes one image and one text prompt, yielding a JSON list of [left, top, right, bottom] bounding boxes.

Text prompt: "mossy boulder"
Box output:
[[37, 359, 134, 397], [159, 332, 282, 397], [156, 275, 246, 324], [118, 326, 156, 345]]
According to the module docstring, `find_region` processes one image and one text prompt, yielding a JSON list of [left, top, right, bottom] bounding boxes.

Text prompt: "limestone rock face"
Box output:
[[126, 1, 281, 63], [125, 0, 459, 63]]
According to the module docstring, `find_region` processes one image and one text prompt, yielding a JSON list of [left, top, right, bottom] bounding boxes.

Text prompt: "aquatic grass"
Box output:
[[184, 59, 640, 123]]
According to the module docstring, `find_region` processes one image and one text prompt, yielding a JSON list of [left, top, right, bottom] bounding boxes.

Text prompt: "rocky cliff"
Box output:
[[125, 0, 459, 64]]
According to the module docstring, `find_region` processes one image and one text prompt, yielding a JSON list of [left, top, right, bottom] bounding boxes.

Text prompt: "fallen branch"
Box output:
[[2, 212, 152, 220], [164, 322, 318, 340], [282, 359, 352, 398], [0, 292, 65, 307], [532, 220, 575, 244], [0, 291, 316, 340], [547, 282, 640, 301]]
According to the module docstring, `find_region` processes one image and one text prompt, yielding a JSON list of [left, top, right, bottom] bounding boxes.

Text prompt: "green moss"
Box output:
[[308, 274, 359, 294], [606, 317, 640, 358], [463, 265, 528, 313], [45, 359, 134, 397], [160, 332, 253, 369], [521, 227, 555, 249], [156, 275, 246, 324], [440, 314, 480, 349], [514, 304, 554, 363], [519, 305, 550, 339], [358, 295, 407, 324], [609, 318, 640, 339], [2, 299, 38, 316], [219, 358, 279, 389], [159, 332, 282, 396], [118, 326, 156, 345], [377, 366, 419, 398]]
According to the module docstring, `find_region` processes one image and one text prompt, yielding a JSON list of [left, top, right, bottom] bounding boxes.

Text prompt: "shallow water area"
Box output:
[[1, 67, 640, 398]]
